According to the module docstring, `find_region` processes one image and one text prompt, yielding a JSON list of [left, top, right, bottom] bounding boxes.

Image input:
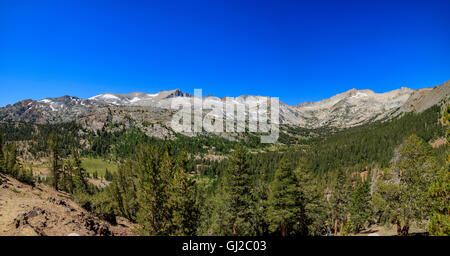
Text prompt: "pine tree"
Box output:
[[444, 105, 450, 142], [428, 106, 449, 235], [48, 131, 61, 190], [62, 161, 74, 193], [266, 155, 303, 236], [137, 145, 172, 235], [213, 144, 255, 235], [295, 156, 328, 235], [71, 149, 89, 193], [293, 157, 311, 235], [168, 150, 199, 235], [0, 127, 4, 171], [110, 159, 139, 221], [5, 142, 18, 176], [373, 135, 439, 235], [428, 166, 450, 236], [252, 171, 270, 236], [0, 131, 34, 185], [349, 180, 372, 233], [229, 144, 256, 235], [208, 184, 232, 235], [330, 169, 352, 235]]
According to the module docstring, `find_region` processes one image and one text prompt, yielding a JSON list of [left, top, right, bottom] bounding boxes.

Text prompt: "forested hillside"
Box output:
[[0, 103, 448, 236]]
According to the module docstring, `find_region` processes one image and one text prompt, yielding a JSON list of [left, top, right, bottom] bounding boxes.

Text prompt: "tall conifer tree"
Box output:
[[0, 127, 4, 171], [349, 181, 372, 233], [373, 135, 439, 235], [213, 144, 255, 235], [137, 145, 173, 235], [267, 156, 303, 236], [48, 131, 61, 190], [330, 169, 352, 235], [168, 150, 199, 235]]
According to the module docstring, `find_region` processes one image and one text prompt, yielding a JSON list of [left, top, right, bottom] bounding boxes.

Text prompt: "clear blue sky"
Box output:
[[0, 0, 449, 107]]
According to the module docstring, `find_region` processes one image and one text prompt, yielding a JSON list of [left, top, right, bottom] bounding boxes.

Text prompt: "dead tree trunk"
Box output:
[[281, 224, 287, 237], [340, 218, 345, 235], [334, 217, 338, 235]]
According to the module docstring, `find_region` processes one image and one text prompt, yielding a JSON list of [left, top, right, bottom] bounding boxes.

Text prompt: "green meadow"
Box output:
[[81, 158, 119, 177]]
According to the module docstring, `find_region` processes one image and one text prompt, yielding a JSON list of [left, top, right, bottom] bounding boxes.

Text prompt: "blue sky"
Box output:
[[0, 0, 449, 107]]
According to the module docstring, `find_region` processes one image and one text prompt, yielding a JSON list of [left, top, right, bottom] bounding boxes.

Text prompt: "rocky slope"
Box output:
[[0, 81, 449, 131], [0, 173, 134, 236], [290, 87, 414, 128], [88, 89, 190, 106], [399, 80, 450, 113]]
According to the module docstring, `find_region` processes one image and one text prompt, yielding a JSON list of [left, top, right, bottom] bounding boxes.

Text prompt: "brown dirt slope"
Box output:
[[0, 173, 134, 236]]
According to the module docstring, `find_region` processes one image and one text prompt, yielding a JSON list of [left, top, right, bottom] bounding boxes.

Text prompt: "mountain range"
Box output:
[[1, 81, 449, 133]]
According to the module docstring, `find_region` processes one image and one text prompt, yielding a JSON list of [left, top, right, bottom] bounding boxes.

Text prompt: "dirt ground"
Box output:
[[0, 173, 135, 236], [355, 225, 427, 236]]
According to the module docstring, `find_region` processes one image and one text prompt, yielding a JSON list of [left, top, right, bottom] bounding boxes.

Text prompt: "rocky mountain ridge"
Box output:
[[1, 81, 449, 131]]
